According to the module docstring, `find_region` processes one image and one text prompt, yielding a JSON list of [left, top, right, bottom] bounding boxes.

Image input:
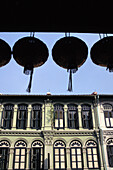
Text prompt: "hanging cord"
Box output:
[[67, 68, 77, 92], [26, 69, 33, 93], [30, 32, 35, 37], [65, 32, 70, 37], [99, 33, 108, 39]]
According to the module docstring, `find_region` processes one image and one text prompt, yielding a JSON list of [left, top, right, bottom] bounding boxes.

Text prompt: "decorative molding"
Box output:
[[103, 130, 113, 136]]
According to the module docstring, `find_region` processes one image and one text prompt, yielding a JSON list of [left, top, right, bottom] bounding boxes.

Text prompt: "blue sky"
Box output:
[[0, 32, 113, 95]]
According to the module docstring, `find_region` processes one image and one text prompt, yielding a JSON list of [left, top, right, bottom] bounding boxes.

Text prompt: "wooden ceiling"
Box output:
[[0, 1, 113, 33]]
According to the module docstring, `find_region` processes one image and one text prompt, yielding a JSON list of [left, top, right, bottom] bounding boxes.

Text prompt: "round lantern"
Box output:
[[91, 36, 113, 72], [0, 39, 11, 67], [13, 36, 49, 92], [52, 36, 88, 91]]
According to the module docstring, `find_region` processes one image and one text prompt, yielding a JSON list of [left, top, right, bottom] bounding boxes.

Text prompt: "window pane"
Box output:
[[61, 156, 65, 161], [93, 148, 97, 154], [106, 118, 110, 127], [87, 148, 91, 154], [60, 149, 64, 155], [21, 156, 25, 162], [88, 155, 92, 161], [55, 162, 59, 168], [59, 111, 63, 119], [55, 156, 59, 161], [78, 162, 82, 168], [110, 118, 113, 126], [15, 149, 20, 155], [105, 111, 109, 118], [20, 162, 25, 169], [21, 149, 25, 155], [15, 163, 19, 169], [55, 120, 58, 127], [15, 156, 19, 162], [61, 162, 65, 168], [72, 162, 76, 168], [94, 162, 99, 168], [89, 162, 93, 168], [72, 155, 76, 161], [55, 149, 59, 154], [60, 119, 63, 127]]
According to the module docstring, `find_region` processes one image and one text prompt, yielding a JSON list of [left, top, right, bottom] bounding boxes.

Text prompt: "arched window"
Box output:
[[54, 104, 64, 129], [54, 140, 66, 169], [13, 141, 27, 170], [86, 140, 99, 169], [31, 141, 44, 170], [2, 104, 14, 129], [0, 140, 10, 170], [81, 104, 93, 129], [16, 104, 28, 129], [67, 104, 79, 129], [70, 140, 83, 169], [103, 104, 113, 128], [31, 104, 42, 129], [107, 138, 113, 167]]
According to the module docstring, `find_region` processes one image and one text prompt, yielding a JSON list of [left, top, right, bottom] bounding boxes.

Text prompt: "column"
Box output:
[[78, 105, 82, 130], [96, 134, 104, 170], [0, 104, 3, 129], [44, 135, 53, 170], [66, 147, 71, 170], [41, 104, 45, 130], [44, 99, 52, 130], [8, 148, 14, 170], [64, 105, 68, 130], [82, 147, 88, 170], [12, 105, 18, 130], [26, 148, 31, 170], [27, 105, 32, 130], [91, 106, 96, 130]]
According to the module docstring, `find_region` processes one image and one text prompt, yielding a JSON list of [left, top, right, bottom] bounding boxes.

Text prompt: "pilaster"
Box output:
[[66, 147, 71, 170], [0, 104, 3, 129], [91, 105, 96, 130], [26, 105, 32, 130], [12, 105, 18, 130], [78, 105, 82, 130], [26, 148, 31, 170], [44, 99, 52, 130], [83, 147, 88, 170], [8, 147, 14, 170], [64, 105, 68, 130]]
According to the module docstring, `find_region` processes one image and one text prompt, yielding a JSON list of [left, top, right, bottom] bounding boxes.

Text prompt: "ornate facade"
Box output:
[[0, 94, 105, 170]]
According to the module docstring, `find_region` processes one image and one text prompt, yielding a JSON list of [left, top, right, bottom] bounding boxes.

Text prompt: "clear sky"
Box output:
[[0, 32, 113, 95]]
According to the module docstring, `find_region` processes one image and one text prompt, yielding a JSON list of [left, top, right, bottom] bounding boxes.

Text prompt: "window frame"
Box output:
[[106, 138, 113, 167], [0, 140, 10, 170], [2, 104, 14, 129], [67, 104, 79, 129], [103, 104, 113, 128], [31, 141, 44, 170], [13, 141, 27, 170], [54, 104, 64, 130], [81, 104, 93, 129], [54, 141, 66, 170], [31, 104, 42, 130], [70, 141, 83, 170], [16, 104, 28, 129], [86, 140, 99, 169]]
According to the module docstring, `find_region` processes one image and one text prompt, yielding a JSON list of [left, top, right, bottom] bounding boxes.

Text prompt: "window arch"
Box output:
[[70, 140, 83, 169], [31, 140, 44, 170], [17, 104, 28, 129], [86, 140, 99, 169], [2, 104, 14, 129], [103, 103, 113, 128], [31, 104, 42, 129], [54, 104, 64, 129], [13, 140, 27, 170], [107, 138, 113, 167], [67, 104, 79, 129], [54, 140, 66, 169], [0, 140, 10, 170], [81, 104, 93, 129]]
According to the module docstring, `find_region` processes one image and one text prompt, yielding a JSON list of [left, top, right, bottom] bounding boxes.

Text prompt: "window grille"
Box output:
[[2, 104, 14, 129], [54, 104, 64, 129], [70, 141, 83, 170], [67, 104, 79, 129], [16, 104, 28, 129], [81, 105, 93, 129], [0, 141, 10, 170], [31, 104, 42, 130], [13, 141, 26, 170], [54, 141, 66, 170], [31, 141, 44, 170], [107, 138, 113, 167], [86, 140, 99, 169]]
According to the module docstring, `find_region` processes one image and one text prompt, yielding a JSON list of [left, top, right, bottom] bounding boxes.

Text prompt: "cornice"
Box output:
[[0, 129, 99, 137]]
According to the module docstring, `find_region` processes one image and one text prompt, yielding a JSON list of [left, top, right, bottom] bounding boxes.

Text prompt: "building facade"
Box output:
[[97, 95, 113, 170], [0, 94, 104, 170]]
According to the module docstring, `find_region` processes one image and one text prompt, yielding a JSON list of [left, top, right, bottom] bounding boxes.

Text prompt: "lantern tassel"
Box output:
[[68, 69, 72, 91], [67, 68, 78, 92], [26, 69, 33, 93]]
